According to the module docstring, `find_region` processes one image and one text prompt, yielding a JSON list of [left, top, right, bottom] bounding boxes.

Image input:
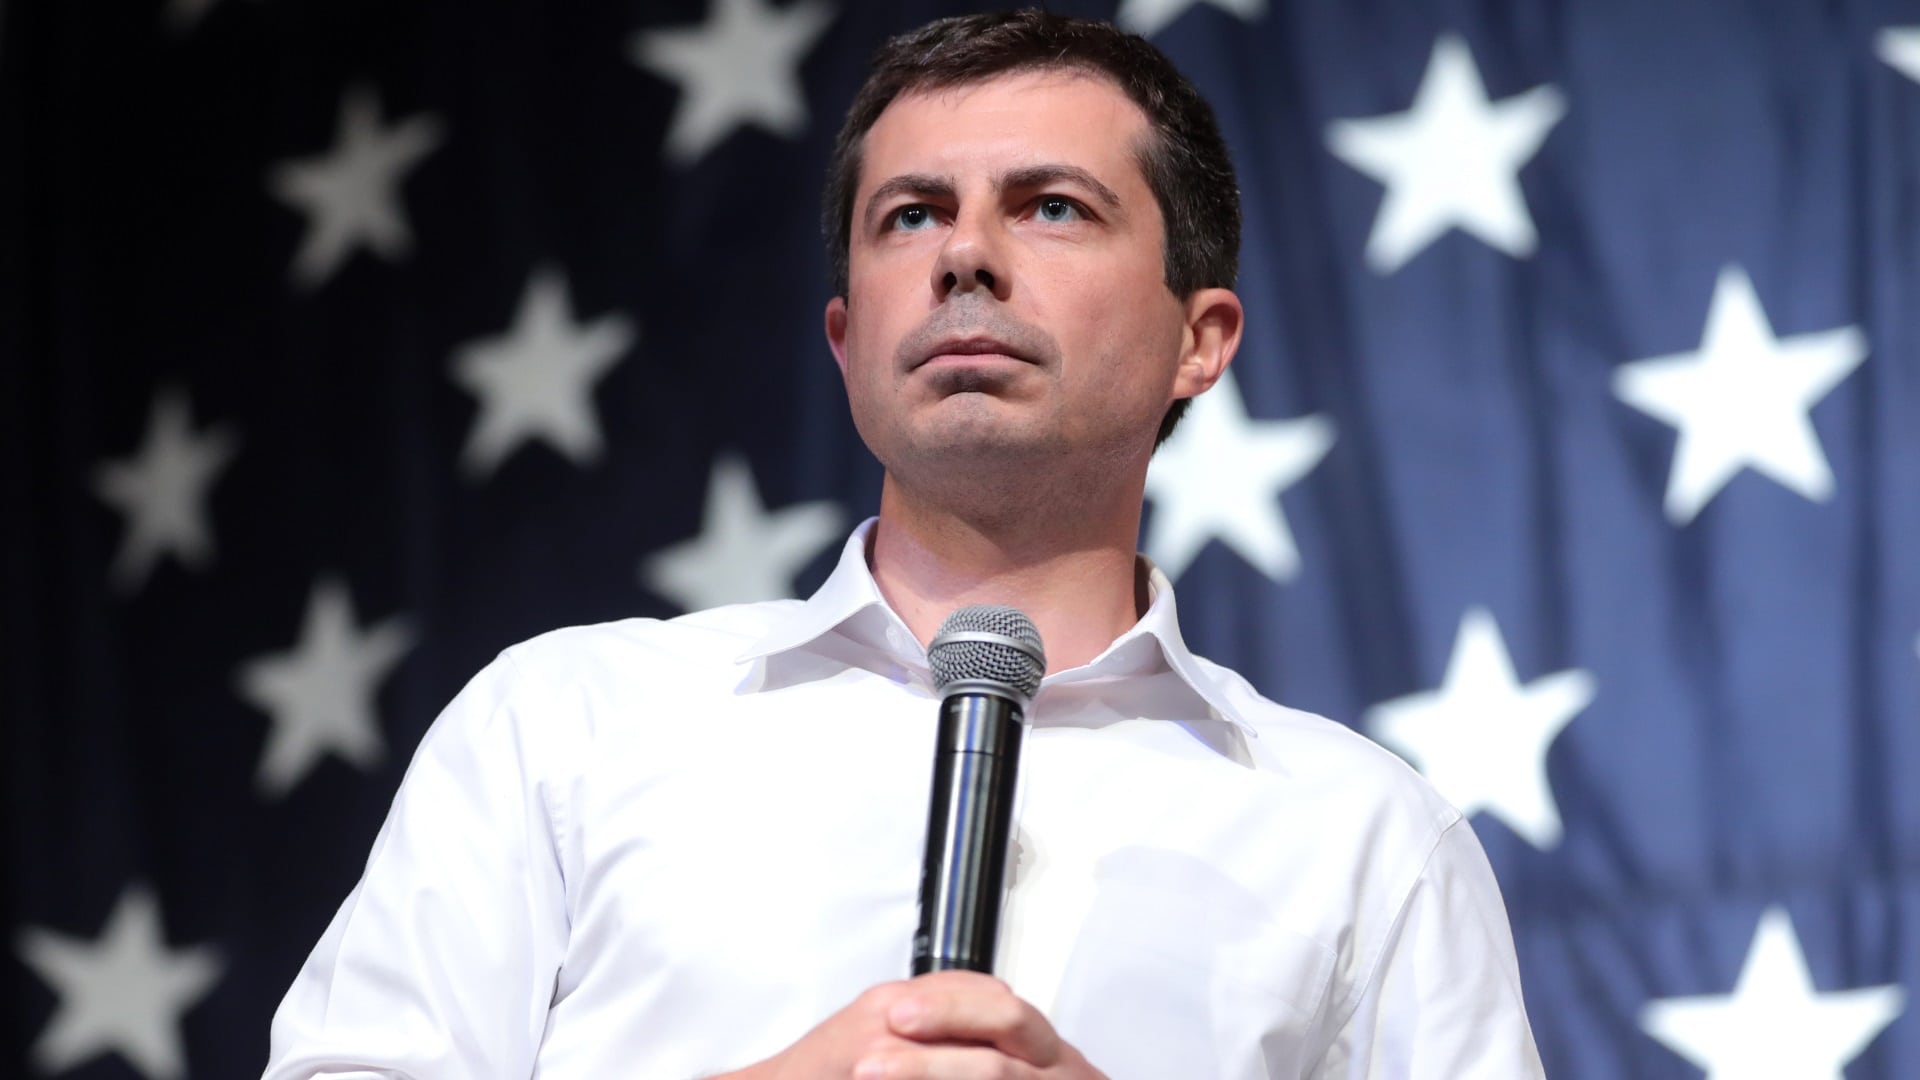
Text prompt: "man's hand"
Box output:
[[732, 970, 1108, 1079]]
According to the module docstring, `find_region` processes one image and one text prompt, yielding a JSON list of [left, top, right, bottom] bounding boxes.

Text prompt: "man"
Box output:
[[264, 11, 1543, 1079]]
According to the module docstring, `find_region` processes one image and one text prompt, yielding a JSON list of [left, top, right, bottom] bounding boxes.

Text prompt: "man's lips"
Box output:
[[914, 338, 1030, 368]]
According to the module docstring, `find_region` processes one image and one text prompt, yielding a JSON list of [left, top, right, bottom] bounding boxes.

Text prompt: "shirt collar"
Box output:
[[735, 518, 911, 667], [736, 518, 1255, 739], [1055, 556, 1257, 739]]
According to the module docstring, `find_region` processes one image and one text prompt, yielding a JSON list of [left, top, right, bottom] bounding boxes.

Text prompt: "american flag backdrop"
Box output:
[[6, 0, 1920, 1075]]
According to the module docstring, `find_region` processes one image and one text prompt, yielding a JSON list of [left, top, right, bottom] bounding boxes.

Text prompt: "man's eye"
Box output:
[[890, 205, 936, 231], [1036, 196, 1082, 223]]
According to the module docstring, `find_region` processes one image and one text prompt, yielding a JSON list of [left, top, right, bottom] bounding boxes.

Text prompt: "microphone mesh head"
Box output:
[[928, 605, 1046, 699]]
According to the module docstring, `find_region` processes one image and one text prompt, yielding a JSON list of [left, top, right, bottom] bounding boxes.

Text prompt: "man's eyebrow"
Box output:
[[998, 164, 1123, 214], [862, 173, 955, 230], [861, 165, 1127, 230]]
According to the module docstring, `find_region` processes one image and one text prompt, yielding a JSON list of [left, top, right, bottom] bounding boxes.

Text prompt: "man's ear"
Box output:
[[1173, 287, 1243, 399], [825, 295, 850, 379]]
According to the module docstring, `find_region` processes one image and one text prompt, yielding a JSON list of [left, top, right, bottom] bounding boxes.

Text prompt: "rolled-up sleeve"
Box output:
[[262, 653, 572, 1080], [1315, 819, 1545, 1079]]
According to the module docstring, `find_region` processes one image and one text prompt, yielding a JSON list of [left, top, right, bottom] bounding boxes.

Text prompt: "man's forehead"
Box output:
[[857, 68, 1150, 184]]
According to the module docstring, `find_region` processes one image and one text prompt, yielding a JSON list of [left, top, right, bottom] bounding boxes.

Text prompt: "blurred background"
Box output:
[[6, 0, 1919, 1076]]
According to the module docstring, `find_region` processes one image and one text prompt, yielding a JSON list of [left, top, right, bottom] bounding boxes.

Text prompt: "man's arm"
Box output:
[[1314, 819, 1545, 1079], [261, 655, 571, 1080]]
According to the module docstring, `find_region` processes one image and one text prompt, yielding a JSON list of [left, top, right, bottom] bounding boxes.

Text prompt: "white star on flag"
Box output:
[[1326, 34, 1565, 274], [1879, 27, 1920, 84], [15, 884, 224, 1080], [1642, 906, 1905, 1078], [640, 452, 844, 611], [268, 84, 444, 289], [1115, 0, 1265, 39], [450, 265, 637, 480], [629, 0, 836, 166], [1364, 607, 1595, 850], [1612, 265, 1868, 526], [236, 577, 417, 798], [91, 386, 239, 594], [1143, 369, 1335, 584]]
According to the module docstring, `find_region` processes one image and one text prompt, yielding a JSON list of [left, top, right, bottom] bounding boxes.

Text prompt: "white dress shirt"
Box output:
[[264, 520, 1543, 1079]]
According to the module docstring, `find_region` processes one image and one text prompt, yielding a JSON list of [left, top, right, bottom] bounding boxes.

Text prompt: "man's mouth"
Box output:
[[916, 337, 1029, 368]]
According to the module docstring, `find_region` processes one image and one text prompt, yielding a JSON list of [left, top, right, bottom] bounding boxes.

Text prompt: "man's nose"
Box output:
[[931, 209, 1011, 301]]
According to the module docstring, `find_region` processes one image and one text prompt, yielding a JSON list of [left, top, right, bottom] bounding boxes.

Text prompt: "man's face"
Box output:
[[825, 70, 1206, 483]]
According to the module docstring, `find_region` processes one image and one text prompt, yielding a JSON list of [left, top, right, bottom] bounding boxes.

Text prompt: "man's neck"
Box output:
[[867, 479, 1149, 673]]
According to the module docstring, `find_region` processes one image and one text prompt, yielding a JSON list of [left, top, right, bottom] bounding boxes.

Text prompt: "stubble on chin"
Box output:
[[894, 410, 1161, 536], [884, 396, 1057, 473]]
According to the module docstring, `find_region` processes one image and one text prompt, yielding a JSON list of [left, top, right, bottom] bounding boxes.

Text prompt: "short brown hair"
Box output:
[[822, 10, 1241, 445]]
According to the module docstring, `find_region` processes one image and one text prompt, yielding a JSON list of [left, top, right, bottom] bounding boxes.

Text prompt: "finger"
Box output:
[[887, 975, 1061, 1066], [856, 1044, 1044, 1080]]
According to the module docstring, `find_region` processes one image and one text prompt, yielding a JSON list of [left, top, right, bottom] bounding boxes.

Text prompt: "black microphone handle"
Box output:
[[911, 688, 1025, 976]]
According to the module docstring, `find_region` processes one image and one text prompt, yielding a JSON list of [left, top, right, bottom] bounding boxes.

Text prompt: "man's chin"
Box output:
[[887, 418, 1059, 472]]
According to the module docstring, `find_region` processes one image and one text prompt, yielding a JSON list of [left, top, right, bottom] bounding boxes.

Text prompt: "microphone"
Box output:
[[911, 605, 1047, 976]]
